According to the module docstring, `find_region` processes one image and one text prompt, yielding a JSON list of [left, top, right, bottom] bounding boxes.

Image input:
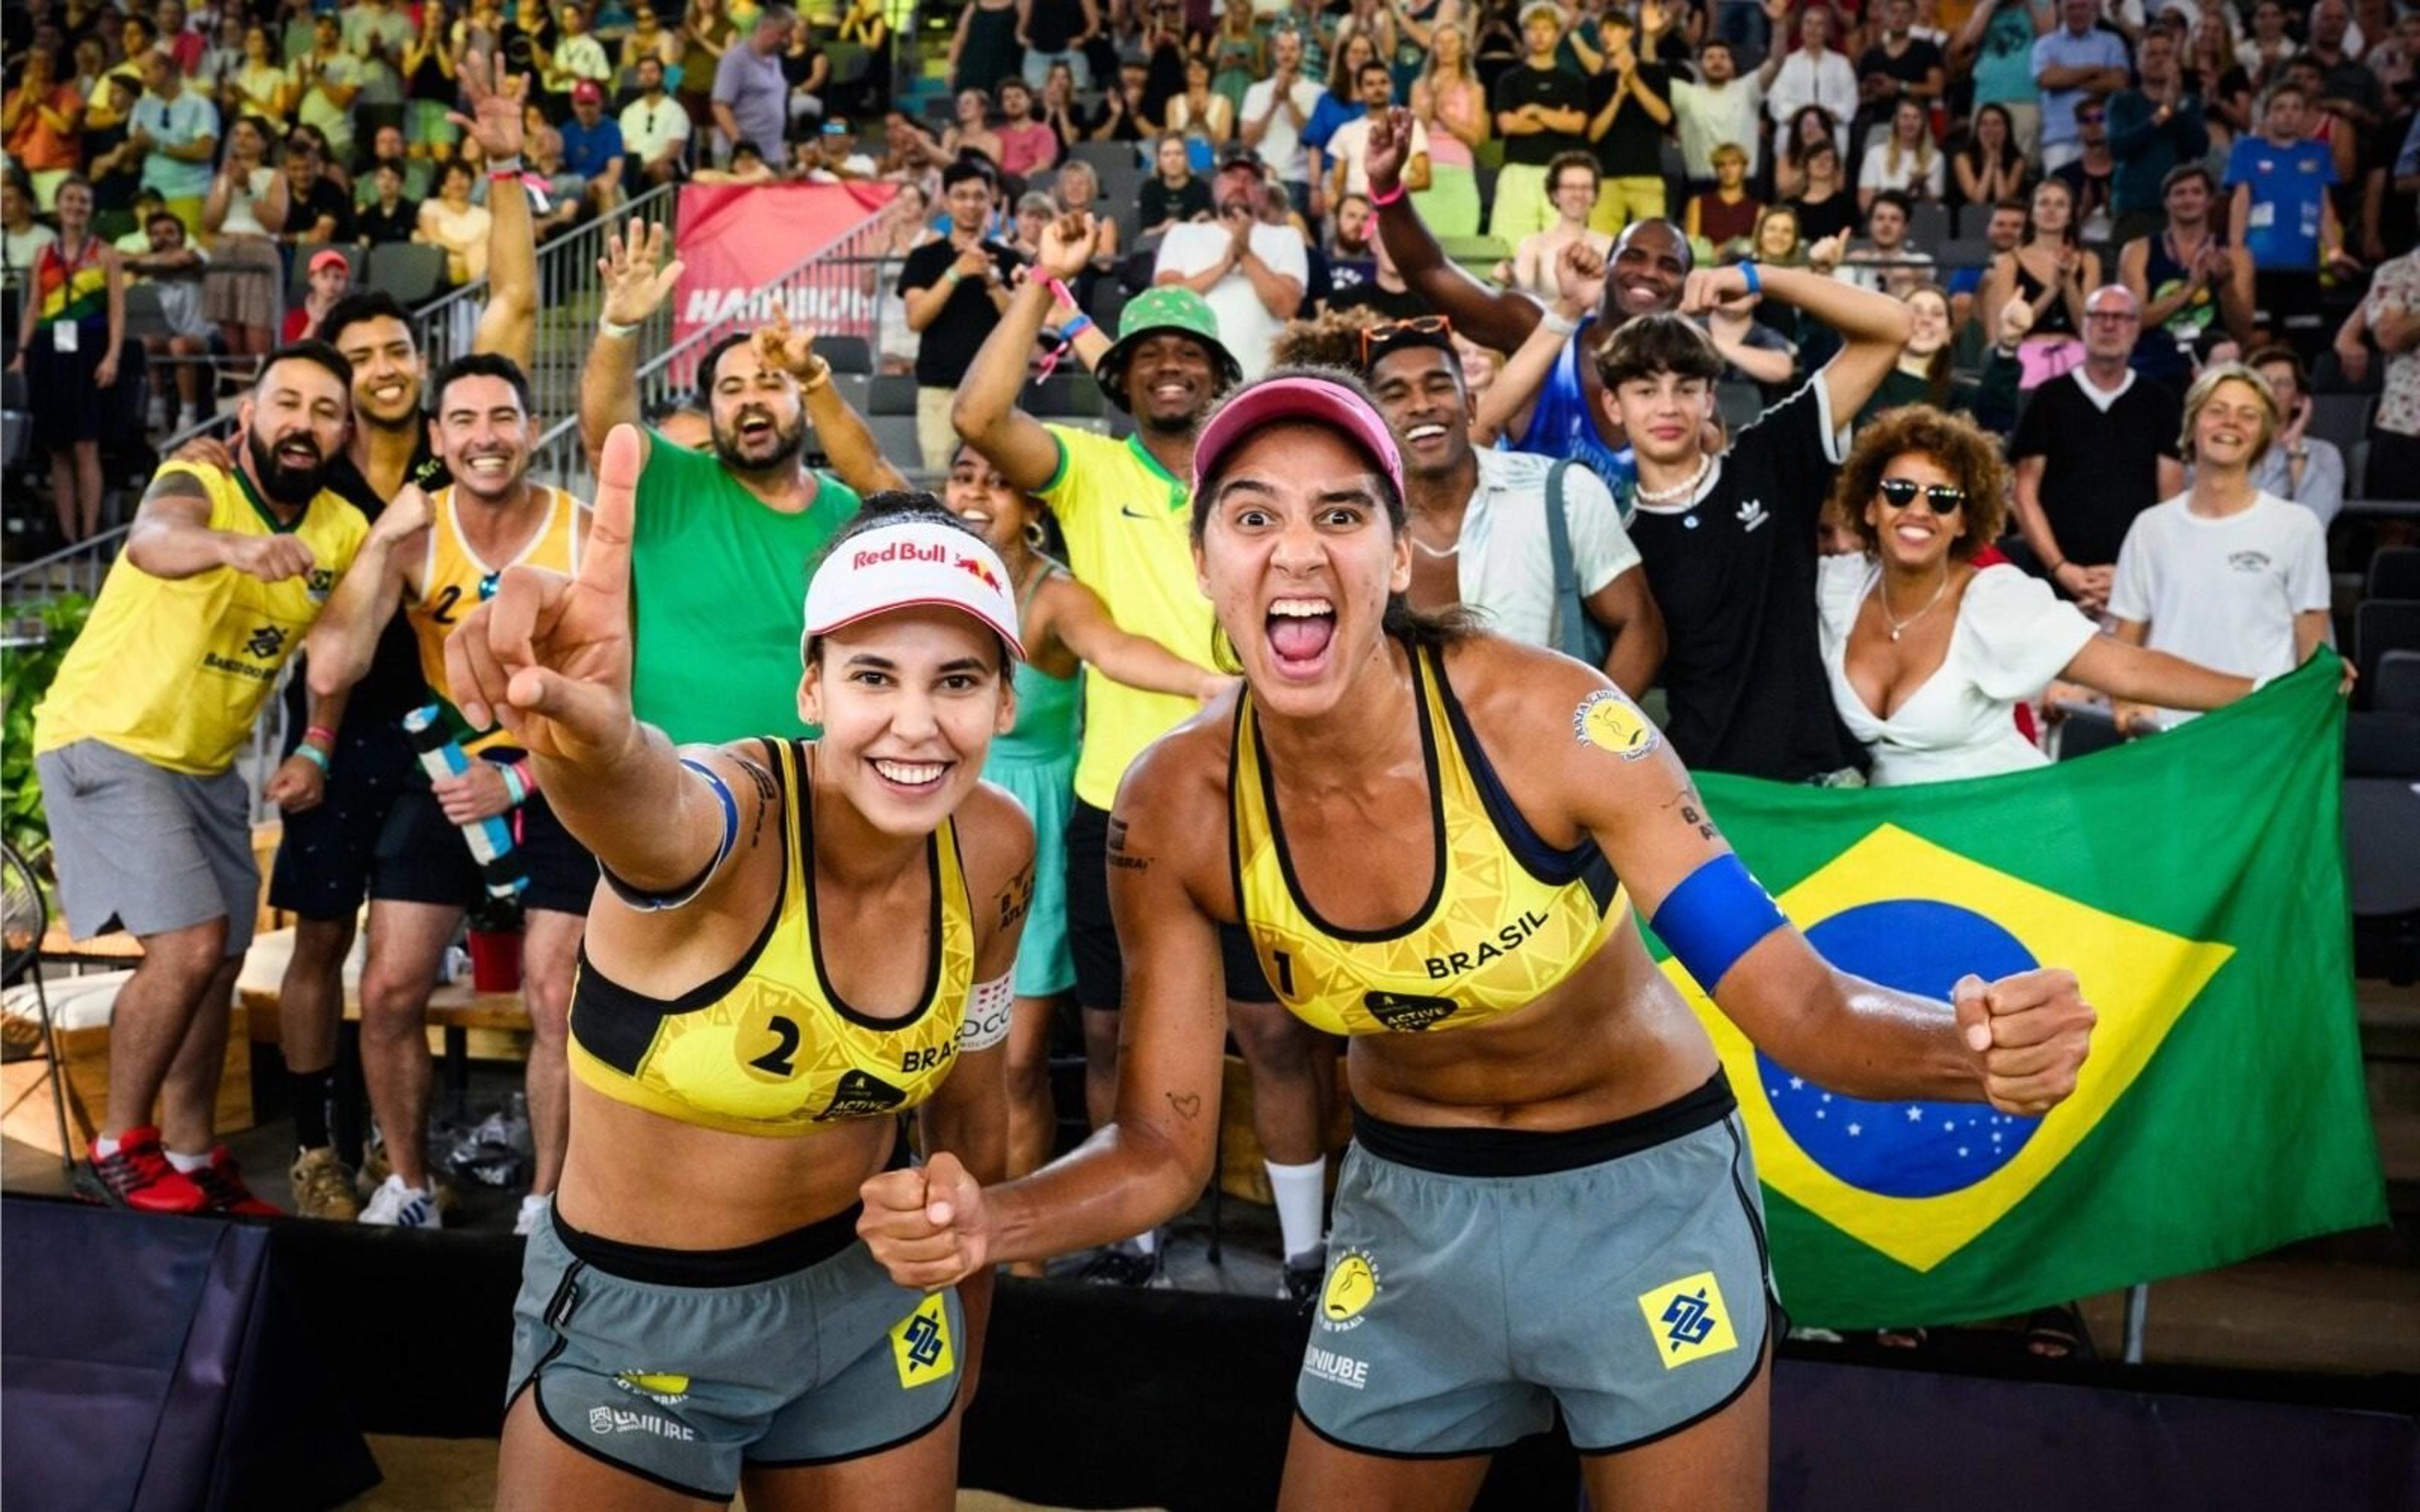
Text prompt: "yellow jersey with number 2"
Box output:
[[403, 483, 585, 754], [567, 738, 977, 1137]]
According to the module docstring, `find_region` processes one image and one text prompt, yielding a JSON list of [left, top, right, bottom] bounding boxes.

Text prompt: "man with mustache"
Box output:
[[954, 217, 1335, 1300], [304, 353, 596, 1234], [32, 343, 370, 1217], [579, 220, 909, 745], [1364, 105, 1689, 501]]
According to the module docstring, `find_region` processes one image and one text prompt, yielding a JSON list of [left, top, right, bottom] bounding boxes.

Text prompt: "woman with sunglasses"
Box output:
[[862, 366, 2095, 1511], [1818, 405, 2254, 785]]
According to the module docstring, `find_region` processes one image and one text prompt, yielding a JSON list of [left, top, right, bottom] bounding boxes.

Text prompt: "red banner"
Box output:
[[670, 182, 895, 356]]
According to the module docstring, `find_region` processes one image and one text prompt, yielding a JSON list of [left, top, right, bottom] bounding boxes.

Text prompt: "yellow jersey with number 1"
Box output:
[[33, 462, 367, 775], [566, 738, 978, 1137], [403, 483, 584, 755]]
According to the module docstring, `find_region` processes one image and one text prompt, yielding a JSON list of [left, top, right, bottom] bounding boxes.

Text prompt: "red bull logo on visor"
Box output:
[[853, 539, 951, 570], [954, 555, 1003, 592]]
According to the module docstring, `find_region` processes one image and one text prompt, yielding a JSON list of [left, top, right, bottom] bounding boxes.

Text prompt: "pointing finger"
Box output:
[[578, 424, 640, 602]]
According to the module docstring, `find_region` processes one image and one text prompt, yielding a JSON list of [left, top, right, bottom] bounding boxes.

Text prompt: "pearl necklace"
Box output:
[[1634, 452, 1713, 506]]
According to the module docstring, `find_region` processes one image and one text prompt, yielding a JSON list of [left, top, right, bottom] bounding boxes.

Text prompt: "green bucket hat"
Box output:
[[1092, 285, 1243, 414]]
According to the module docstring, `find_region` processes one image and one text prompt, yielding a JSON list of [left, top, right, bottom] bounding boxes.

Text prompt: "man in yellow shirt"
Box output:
[[955, 219, 1336, 1300], [33, 343, 379, 1216]]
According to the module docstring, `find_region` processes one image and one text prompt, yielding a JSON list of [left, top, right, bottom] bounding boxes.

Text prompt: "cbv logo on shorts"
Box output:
[[587, 1406, 698, 1441], [1635, 1271, 1740, 1370]]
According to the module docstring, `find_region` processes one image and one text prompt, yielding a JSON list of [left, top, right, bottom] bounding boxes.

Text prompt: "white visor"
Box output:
[[802, 520, 1027, 662]]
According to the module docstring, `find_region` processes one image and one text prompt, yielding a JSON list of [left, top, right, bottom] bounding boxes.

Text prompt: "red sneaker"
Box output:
[[89, 1127, 209, 1214], [189, 1147, 282, 1218]]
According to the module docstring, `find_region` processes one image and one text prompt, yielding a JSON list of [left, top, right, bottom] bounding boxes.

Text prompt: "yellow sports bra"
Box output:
[[567, 739, 977, 1137], [1230, 644, 1627, 1037]]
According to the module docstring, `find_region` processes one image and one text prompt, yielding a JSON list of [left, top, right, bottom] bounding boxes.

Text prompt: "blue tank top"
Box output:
[[989, 568, 1083, 767], [1510, 313, 1638, 508]]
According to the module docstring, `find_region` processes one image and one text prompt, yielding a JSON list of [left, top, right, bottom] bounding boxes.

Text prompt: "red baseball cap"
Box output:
[[1190, 374, 1405, 502], [572, 80, 604, 105], [307, 248, 349, 276]]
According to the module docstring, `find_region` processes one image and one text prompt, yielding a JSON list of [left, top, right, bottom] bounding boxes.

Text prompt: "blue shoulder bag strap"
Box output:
[[1543, 459, 1610, 667]]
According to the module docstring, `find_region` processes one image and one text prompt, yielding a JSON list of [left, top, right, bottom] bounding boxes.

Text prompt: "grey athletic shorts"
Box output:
[[1297, 1073, 1775, 1458], [507, 1197, 964, 1501], [35, 739, 257, 956]]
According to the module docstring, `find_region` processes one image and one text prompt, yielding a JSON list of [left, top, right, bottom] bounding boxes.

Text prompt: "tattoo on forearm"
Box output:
[[1105, 815, 1151, 871], [1166, 1091, 1202, 1121], [1662, 784, 1720, 843], [142, 469, 213, 507], [998, 863, 1035, 933]]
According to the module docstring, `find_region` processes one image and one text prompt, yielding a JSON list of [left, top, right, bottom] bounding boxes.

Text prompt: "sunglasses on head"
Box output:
[[1877, 478, 1966, 513], [1359, 314, 1453, 366]]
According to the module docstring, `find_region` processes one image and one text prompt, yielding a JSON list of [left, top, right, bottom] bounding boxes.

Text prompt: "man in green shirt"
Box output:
[[580, 220, 907, 744]]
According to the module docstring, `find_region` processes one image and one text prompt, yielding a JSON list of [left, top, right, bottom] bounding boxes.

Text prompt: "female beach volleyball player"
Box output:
[[447, 427, 1035, 1511], [860, 372, 2097, 1511]]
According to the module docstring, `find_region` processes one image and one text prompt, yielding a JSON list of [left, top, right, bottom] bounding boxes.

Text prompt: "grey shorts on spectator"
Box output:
[[34, 740, 258, 957]]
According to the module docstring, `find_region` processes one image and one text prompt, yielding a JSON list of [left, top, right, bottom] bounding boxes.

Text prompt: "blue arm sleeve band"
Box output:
[[599, 757, 742, 913], [1650, 852, 1788, 993]]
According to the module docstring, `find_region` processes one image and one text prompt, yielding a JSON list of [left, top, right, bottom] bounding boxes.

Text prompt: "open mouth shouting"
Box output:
[[1265, 595, 1338, 680], [274, 435, 322, 467]]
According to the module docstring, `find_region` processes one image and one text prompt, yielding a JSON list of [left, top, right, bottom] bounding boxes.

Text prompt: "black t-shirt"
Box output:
[[1491, 61, 1589, 166], [897, 237, 1025, 387], [358, 198, 419, 246], [1857, 38, 1945, 96], [1587, 64, 1671, 180], [1789, 191, 1858, 243], [282, 442, 449, 740], [1141, 175, 1213, 228], [2007, 370, 2183, 568], [1027, 0, 1085, 51], [1624, 379, 1865, 781], [1327, 279, 1433, 319], [292, 178, 357, 246], [2051, 156, 2112, 227]]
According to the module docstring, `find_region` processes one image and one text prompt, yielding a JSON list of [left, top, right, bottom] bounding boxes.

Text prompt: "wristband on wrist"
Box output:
[[500, 762, 527, 807], [798, 357, 832, 394], [599, 314, 639, 339], [1059, 312, 1093, 341], [296, 744, 331, 774], [1538, 307, 1581, 338], [1369, 180, 1407, 208], [488, 154, 524, 176], [1046, 277, 1079, 311], [1738, 260, 1761, 296], [304, 724, 337, 750], [2048, 558, 2070, 576]]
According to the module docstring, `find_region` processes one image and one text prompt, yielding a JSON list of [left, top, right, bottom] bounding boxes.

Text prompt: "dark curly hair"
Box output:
[[1826, 405, 2010, 563]]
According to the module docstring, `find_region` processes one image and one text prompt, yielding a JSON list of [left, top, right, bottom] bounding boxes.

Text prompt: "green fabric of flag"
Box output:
[[1657, 653, 2385, 1329]]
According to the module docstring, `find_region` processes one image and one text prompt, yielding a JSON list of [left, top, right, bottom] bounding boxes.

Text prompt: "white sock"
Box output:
[[166, 1148, 212, 1174], [1265, 1156, 1327, 1260], [95, 1135, 120, 1159], [1128, 1228, 1158, 1256]]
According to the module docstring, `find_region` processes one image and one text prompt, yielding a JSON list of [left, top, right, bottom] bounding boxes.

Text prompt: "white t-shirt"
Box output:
[[619, 94, 693, 163], [1451, 449, 1643, 651], [1817, 557, 2098, 786], [213, 165, 281, 238], [1325, 114, 1427, 198], [1858, 140, 1945, 199], [1154, 219, 1308, 381], [294, 52, 362, 157], [1669, 76, 1763, 180], [1238, 75, 1325, 183], [1763, 49, 1857, 161], [2107, 490, 2329, 721], [3, 222, 59, 274]]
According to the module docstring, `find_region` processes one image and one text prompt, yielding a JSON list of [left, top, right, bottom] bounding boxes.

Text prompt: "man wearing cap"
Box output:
[[1155, 156, 1308, 382], [582, 219, 908, 747], [1278, 314, 1665, 696], [1366, 105, 1690, 501], [559, 80, 628, 215], [955, 215, 1336, 1297]]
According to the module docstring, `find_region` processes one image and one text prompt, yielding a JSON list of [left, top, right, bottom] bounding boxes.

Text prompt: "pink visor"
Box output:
[[802, 521, 1027, 662], [1190, 375, 1406, 503]]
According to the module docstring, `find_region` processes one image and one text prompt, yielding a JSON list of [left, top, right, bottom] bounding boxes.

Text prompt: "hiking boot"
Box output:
[[289, 1146, 361, 1221]]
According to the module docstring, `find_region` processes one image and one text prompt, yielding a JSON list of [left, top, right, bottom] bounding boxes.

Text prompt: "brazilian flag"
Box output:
[[1663, 655, 2386, 1329]]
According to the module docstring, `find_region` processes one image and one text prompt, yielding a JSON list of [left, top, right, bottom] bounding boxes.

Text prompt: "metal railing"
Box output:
[[528, 210, 897, 496], [410, 180, 681, 426]]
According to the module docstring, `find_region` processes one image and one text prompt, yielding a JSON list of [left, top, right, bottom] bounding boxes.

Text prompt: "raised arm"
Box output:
[[454, 54, 538, 369], [579, 218, 684, 469], [125, 467, 320, 581], [306, 485, 431, 696], [1473, 239, 1603, 444], [1366, 105, 1544, 352], [444, 424, 744, 889], [1548, 657, 2091, 1111], [952, 214, 1093, 494], [1685, 260, 1912, 418], [751, 310, 912, 495]]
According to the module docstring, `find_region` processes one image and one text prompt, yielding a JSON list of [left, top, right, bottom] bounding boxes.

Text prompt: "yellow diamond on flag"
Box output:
[[1661, 823, 2234, 1273]]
